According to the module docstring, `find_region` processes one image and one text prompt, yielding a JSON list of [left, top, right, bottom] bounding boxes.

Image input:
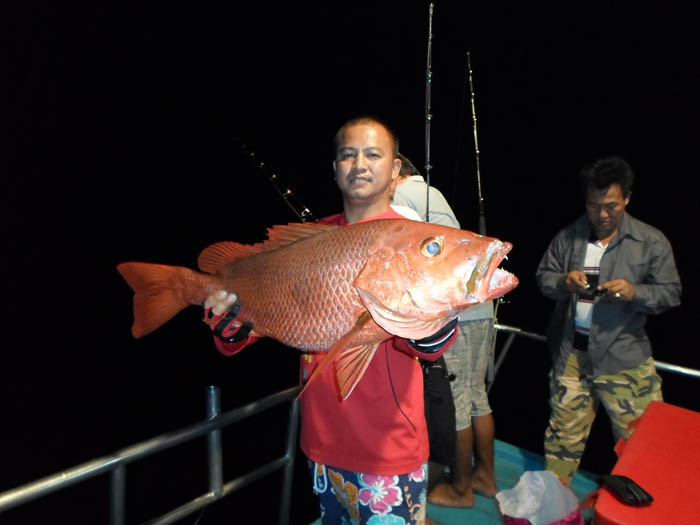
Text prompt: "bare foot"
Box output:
[[472, 470, 498, 497], [428, 482, 475, 508]]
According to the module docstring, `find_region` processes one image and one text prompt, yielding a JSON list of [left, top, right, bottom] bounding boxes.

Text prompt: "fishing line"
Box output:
[[193, 508, 207, 524], [385, 346, 417, 433]]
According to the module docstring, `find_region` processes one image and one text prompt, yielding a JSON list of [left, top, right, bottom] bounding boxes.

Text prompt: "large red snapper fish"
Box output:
[[117, 219, 518, 398]]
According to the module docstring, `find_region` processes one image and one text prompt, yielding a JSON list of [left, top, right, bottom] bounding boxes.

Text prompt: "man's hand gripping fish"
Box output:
[[117, 219, 518, 399]]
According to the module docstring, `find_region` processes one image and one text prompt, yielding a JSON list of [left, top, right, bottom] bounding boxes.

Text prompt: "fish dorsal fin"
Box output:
[[297, 311, 374, 400], [198, 242, 261, 274], [198, 222, 338, 274], [266, 222, 338, 245]]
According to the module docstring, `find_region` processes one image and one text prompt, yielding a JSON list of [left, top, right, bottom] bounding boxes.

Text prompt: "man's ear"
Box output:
[[392, 157, 402, 180]]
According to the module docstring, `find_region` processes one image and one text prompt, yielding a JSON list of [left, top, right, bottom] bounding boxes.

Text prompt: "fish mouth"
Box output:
[[464, 240, 518, 302]]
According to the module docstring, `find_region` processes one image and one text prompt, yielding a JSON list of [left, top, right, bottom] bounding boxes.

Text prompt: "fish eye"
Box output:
[[420, 237, 444, 257]]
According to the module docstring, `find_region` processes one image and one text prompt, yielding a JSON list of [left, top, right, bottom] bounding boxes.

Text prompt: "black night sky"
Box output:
[[4, 3, 697, 523]]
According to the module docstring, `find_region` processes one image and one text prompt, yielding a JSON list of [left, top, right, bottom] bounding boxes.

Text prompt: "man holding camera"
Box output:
[[536, 156, 681, 484]]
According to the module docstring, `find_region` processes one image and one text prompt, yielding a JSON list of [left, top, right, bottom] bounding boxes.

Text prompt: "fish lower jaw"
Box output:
[[466, 287, 489, 304], [487, 271, 519, 299], [467, 269, 518, 303], [464, 278, 490, 304], [465, 294, 483, 305], [467, 241, 517, 301]]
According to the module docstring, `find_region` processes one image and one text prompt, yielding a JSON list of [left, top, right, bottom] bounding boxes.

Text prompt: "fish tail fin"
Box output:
[[297, 311, 375, 400], [117, 262, 194, 338]]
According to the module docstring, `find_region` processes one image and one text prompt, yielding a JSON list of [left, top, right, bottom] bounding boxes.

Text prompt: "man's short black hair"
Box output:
[[579, 156, 635, 197], [333, 116, 399, 158], [397, 152, 421, 177]]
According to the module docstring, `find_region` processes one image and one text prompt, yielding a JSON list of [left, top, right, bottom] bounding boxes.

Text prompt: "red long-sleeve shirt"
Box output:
[[214, 208, 454, 474]]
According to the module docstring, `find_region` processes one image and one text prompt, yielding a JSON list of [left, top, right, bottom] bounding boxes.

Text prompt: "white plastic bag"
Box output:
[[496, 470, 583, 525]]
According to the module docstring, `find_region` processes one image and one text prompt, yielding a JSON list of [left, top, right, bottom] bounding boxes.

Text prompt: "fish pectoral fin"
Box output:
[[335, 343, 380, 401], [296, 311, 373, 400]]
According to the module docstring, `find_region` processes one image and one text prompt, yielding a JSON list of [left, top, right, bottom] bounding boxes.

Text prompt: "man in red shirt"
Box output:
[[204, 117, 456, 524]]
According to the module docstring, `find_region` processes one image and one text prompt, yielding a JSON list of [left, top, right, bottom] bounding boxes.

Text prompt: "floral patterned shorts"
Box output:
[[309, 461, 428, 524]]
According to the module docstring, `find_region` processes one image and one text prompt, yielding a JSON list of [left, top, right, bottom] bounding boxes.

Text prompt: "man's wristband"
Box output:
[[203, 303, 254, 343], [408, 318, 458, 353]]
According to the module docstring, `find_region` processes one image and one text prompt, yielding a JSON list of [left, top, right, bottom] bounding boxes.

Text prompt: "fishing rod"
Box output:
[[463, 52, 501, 388], [467, 51, 487, 236], [450, 52, 488, 236], [424, 2, 434, 223], [236, 139, 317, 223]]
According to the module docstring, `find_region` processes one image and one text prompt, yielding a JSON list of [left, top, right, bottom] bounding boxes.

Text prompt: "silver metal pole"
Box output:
[[0, 387, 298, 514], [207, 386, 224, 497], [278, 398, 300, 525], [110, 465, 126, 525], [655, 360, 700, 379]]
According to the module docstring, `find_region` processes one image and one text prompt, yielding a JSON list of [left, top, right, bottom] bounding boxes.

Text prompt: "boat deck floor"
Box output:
[[309, 439, 600, 524]]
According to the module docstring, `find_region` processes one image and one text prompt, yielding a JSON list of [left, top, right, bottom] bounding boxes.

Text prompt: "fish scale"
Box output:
[[204, 223, 380, 351]]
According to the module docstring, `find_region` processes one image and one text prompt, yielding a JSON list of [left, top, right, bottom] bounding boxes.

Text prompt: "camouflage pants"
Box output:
[[544, 352, 662, 484]]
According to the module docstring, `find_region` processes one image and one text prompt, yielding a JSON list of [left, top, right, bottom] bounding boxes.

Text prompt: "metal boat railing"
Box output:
[[1, 326, 697, 524], [0, 385, 300, 525], [491, 324, 700, 386]]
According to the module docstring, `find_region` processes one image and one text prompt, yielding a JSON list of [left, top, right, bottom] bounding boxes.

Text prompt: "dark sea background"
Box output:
[[4, 3, 697, 523]]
